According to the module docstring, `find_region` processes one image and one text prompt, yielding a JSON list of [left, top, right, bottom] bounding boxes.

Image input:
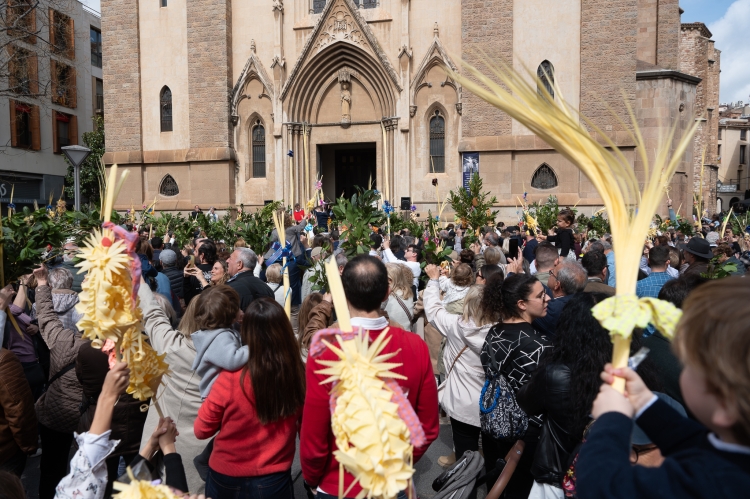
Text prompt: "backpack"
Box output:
[[479, 350, 528, 442]]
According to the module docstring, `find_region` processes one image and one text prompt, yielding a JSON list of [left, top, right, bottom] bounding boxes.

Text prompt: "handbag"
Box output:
[[479, 351, 528, 442], [436, 345, 468, 404]]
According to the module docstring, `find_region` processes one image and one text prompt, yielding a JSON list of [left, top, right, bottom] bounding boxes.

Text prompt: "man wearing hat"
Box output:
[[682, 237, 714, 277]]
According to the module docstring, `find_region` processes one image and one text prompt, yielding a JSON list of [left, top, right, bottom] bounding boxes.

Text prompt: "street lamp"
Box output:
[[62, 145, 91, 211]]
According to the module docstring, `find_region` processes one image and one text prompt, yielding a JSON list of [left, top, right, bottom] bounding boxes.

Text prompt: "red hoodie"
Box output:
[[300, 325, 439, 497]]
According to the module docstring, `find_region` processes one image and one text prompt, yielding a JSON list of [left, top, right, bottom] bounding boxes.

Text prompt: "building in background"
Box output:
[[717, 113, 750, 212], [101, 0, 720, 217], [0, 0, 102, 208]]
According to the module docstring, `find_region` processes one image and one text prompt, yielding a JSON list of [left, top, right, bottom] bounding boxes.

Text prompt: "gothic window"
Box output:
[[160, 86, 172, 132], [252, 120, 266, 178], [312, 0, 326, 14], [537, 60, 555, 100], [429, 110, 445, 173], [159, 174, 179, 196], [361, 0, 377, 8], [531, 163, 558, 190]]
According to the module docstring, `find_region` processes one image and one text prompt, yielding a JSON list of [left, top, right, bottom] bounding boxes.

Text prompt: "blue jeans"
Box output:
[[206, 468, 293, 499]]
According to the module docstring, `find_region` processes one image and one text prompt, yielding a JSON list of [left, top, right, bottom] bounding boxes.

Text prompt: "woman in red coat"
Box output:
[[194, 297, 305, 499]]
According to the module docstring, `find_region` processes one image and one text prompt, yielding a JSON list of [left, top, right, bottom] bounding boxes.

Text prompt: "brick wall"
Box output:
[[187, 0, 233, 148], [460, 0, 513, 137], [580, 0, 637, 134], [101, 0, 142, 153], [680, 24, 721, 213], [656, 0, 680, 70]]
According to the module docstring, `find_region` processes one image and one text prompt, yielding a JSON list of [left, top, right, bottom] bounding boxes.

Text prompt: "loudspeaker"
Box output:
[[400, 197, 411, 211]]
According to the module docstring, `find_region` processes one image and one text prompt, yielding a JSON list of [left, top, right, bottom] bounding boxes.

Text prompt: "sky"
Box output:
[[79, 0, 746, 103]]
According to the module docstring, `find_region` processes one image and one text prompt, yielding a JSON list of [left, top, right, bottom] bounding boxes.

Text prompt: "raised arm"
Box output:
[[138, 280, 184, 353]]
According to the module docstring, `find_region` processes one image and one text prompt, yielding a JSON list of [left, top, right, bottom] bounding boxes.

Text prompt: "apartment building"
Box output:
[[0, 0, 102, 207]]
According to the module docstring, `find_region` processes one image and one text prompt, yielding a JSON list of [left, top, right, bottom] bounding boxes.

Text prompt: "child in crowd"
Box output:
[[577, 277, 750, 499], [439, 262, 474, 315], [547, 208, 576, 259], [190, 286, 248, 399]]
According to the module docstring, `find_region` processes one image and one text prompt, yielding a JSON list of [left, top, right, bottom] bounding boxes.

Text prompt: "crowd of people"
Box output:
[[0, 200, 748, 499]]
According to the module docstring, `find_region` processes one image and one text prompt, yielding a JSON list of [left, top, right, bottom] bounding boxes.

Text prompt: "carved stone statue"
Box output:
[[341, 81, 351, 127]]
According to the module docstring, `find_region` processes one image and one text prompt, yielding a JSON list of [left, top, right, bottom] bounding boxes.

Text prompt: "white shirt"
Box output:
[[382, 248, 422, 287]]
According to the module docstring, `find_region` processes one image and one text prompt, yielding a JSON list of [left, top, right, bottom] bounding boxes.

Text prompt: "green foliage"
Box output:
[[61, 204, 122, 245], [653, 213, 695, 237], [233, 201, 284, 252], [448, 174, 498, 234], [332, 187, 386, 257], [528, 195, 562, 233], [729, 211, 750, 238], [576, 212, 611, 239], [702, 257, 739, 280], [2, 207, 68, 282], [143, 212, 194, 248], [388, 210, 425, 239], [64, 115, 106, 206]]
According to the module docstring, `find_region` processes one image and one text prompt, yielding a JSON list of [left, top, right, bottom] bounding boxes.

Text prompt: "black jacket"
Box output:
[[517, 361, 581, 486], [481, 322, 550, 427], [76, 341, 148, 459], [577, 398, 750, 499], [226, 270, 274, 312], [162, 265, 184, 299]]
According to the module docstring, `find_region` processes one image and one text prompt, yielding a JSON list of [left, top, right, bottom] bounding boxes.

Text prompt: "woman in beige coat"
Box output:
[[137, 282, 205, 493]]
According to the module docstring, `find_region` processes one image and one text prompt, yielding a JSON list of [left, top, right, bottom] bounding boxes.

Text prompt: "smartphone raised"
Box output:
[[186, 255, 196, 268], [508, 238, 520, 258]]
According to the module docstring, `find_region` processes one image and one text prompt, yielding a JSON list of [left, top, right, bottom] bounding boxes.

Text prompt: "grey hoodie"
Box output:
[[31, 289, 82, 333], [190, 327, 249, 398]]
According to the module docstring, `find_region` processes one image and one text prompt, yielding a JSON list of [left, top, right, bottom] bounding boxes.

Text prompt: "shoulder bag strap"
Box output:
[[46, 361, 76, 388], [391, 292, 413, 322], [446, 345, 469, 379]]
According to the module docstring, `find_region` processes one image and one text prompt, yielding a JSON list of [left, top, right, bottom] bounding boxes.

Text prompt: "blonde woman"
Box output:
[[185, 260, 229, 290], [266, 263, 287, 307], [384, 263, 415, 331], [424, 264, 493, 471]]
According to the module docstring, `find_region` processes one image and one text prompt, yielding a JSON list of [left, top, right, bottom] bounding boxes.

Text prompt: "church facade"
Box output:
[[101, 0, 719, 217]]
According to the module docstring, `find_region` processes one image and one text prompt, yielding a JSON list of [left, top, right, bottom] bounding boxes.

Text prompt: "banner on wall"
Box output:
[[462, 153, 479, 194]]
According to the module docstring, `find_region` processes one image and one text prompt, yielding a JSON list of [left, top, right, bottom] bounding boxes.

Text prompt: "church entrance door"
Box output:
[[318, 143, 376, 200]]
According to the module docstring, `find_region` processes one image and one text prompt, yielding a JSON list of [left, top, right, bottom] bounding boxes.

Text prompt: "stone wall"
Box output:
[[680, 23, 721, 213], [635, 75, 697, 216], [460, 0, 513, 137], [186, 0, 233, 148], [101, 0, 142, 154], [580, 0, 637, 136], [656, 0, 680, 70]]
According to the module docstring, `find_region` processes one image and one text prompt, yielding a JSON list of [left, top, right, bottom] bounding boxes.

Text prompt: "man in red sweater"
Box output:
[[300, 255, 439, 499]]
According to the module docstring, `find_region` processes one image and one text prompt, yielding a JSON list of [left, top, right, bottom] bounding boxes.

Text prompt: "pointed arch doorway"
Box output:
[[318, 142, 376, 200]]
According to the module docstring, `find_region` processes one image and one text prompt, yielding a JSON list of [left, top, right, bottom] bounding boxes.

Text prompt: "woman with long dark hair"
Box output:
[[516, 292, 662, 499], [195, 298, 305, 499], [480, 273, 551, 499]]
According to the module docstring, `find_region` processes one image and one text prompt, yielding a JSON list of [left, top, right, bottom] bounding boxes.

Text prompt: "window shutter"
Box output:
[[28, 7, 36, 44], [29, 52, 38, 94], [30, 104, 41, 150], [9, 100, 18, 148], [52, 112, 59, 153], [68, 67, 77, 108], [48, 9, 55, 48], [50, 58, 57, 103], [67, 17, 75, 59], [69, 114, 78, 145], [6, 45, 15, 91]]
